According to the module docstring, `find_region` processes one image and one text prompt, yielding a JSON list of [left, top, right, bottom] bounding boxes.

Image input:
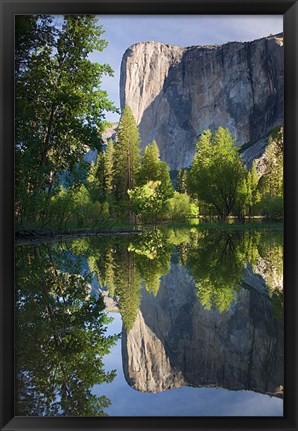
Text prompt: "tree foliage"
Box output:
[[245, 162, 260, 215], [188, 128, 246, 219], [177, 168, 188, 194], [256, 127, 283, 219], [87, 140, 114, 205], [127, 139, 174, 222], [259, 128, 283, 197], [165, 192, 198, 220], [137, 140, 161, 184], [128, 181, 163, 222], [15, 15, 116, 229], [112, 105, 141, 206]]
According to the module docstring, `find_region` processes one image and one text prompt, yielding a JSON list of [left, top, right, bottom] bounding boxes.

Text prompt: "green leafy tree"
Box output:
[[234, 177, 248, 220], [86, 158, 102, 202], [129, 175, 175, 223], [259, 128, 283, 197], [188, 128, 246, 219], [48, 187, 75, 230], [130, 139, 174, 222], [257, 128, 283, 219], [157, 162, 175, 202], [128, 181, 164, 223], [15, 15, 116, 229], [245, 162, 260, 216], [104, 140, 115, 195], [165, 192, 198, 220]]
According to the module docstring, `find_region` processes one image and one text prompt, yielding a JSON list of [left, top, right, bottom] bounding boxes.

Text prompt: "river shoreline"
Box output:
[[15, 221, 283, 246]]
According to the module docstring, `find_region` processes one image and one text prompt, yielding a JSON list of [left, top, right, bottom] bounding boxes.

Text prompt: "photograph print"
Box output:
[[15, 14, 284, 417]]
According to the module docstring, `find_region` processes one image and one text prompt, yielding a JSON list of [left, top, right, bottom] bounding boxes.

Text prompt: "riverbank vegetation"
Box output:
[[16, 16, 283, 234]]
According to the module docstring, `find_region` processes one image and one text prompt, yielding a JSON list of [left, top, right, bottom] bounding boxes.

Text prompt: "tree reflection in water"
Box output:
[[178, 229, 283, 314], [16, 244, 119, 416]]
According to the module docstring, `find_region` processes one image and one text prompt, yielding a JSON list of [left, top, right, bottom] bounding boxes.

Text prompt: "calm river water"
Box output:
[[15, 227, 283, 416]]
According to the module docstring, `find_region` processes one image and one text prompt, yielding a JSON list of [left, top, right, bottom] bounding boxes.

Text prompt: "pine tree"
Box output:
[[137, 140, 161, 184], [104, 140, 114, 194], [157, 161, 175, 202], [87, 139, 114, 203], [177, 168, 188, 194], [112, 105, 141, 207]]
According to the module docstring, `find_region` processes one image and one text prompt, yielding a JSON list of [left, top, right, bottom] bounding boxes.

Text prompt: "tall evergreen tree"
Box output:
[[157, 162, 175, 202], [104, 140, 114, 194], [87, 140, 114, 204], [177, 168, 188, 194], [112, 105, 141, 208], [137, 140, 161, 184]]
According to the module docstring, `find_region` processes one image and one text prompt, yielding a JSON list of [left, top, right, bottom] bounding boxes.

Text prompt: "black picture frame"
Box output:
[[0, 0, 297, 430]]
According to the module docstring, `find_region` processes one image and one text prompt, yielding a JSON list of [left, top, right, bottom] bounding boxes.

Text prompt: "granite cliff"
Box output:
[[120, 34, 283, 170]]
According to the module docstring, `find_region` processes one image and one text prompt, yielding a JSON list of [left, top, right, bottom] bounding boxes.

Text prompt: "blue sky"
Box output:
[[89, 15, 283, 122]]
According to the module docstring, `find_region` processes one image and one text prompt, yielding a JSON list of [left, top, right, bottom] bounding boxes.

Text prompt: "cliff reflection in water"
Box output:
[[15, 228, 284, 416], [122, 258, 284, 396], [120, 229, 284, 398]]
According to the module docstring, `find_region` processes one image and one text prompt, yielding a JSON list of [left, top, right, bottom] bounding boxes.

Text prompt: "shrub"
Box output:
[[256, 194, 283, 219], [165, 192, 199, 220]]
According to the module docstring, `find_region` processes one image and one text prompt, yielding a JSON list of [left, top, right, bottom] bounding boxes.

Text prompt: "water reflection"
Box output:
[[15, 228, 284, 416], [122, 258, 283, 396], [15, 244, 119, 416]]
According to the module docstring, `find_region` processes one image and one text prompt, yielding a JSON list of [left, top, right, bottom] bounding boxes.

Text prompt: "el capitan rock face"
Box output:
[[120, 34, 283, 170]]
